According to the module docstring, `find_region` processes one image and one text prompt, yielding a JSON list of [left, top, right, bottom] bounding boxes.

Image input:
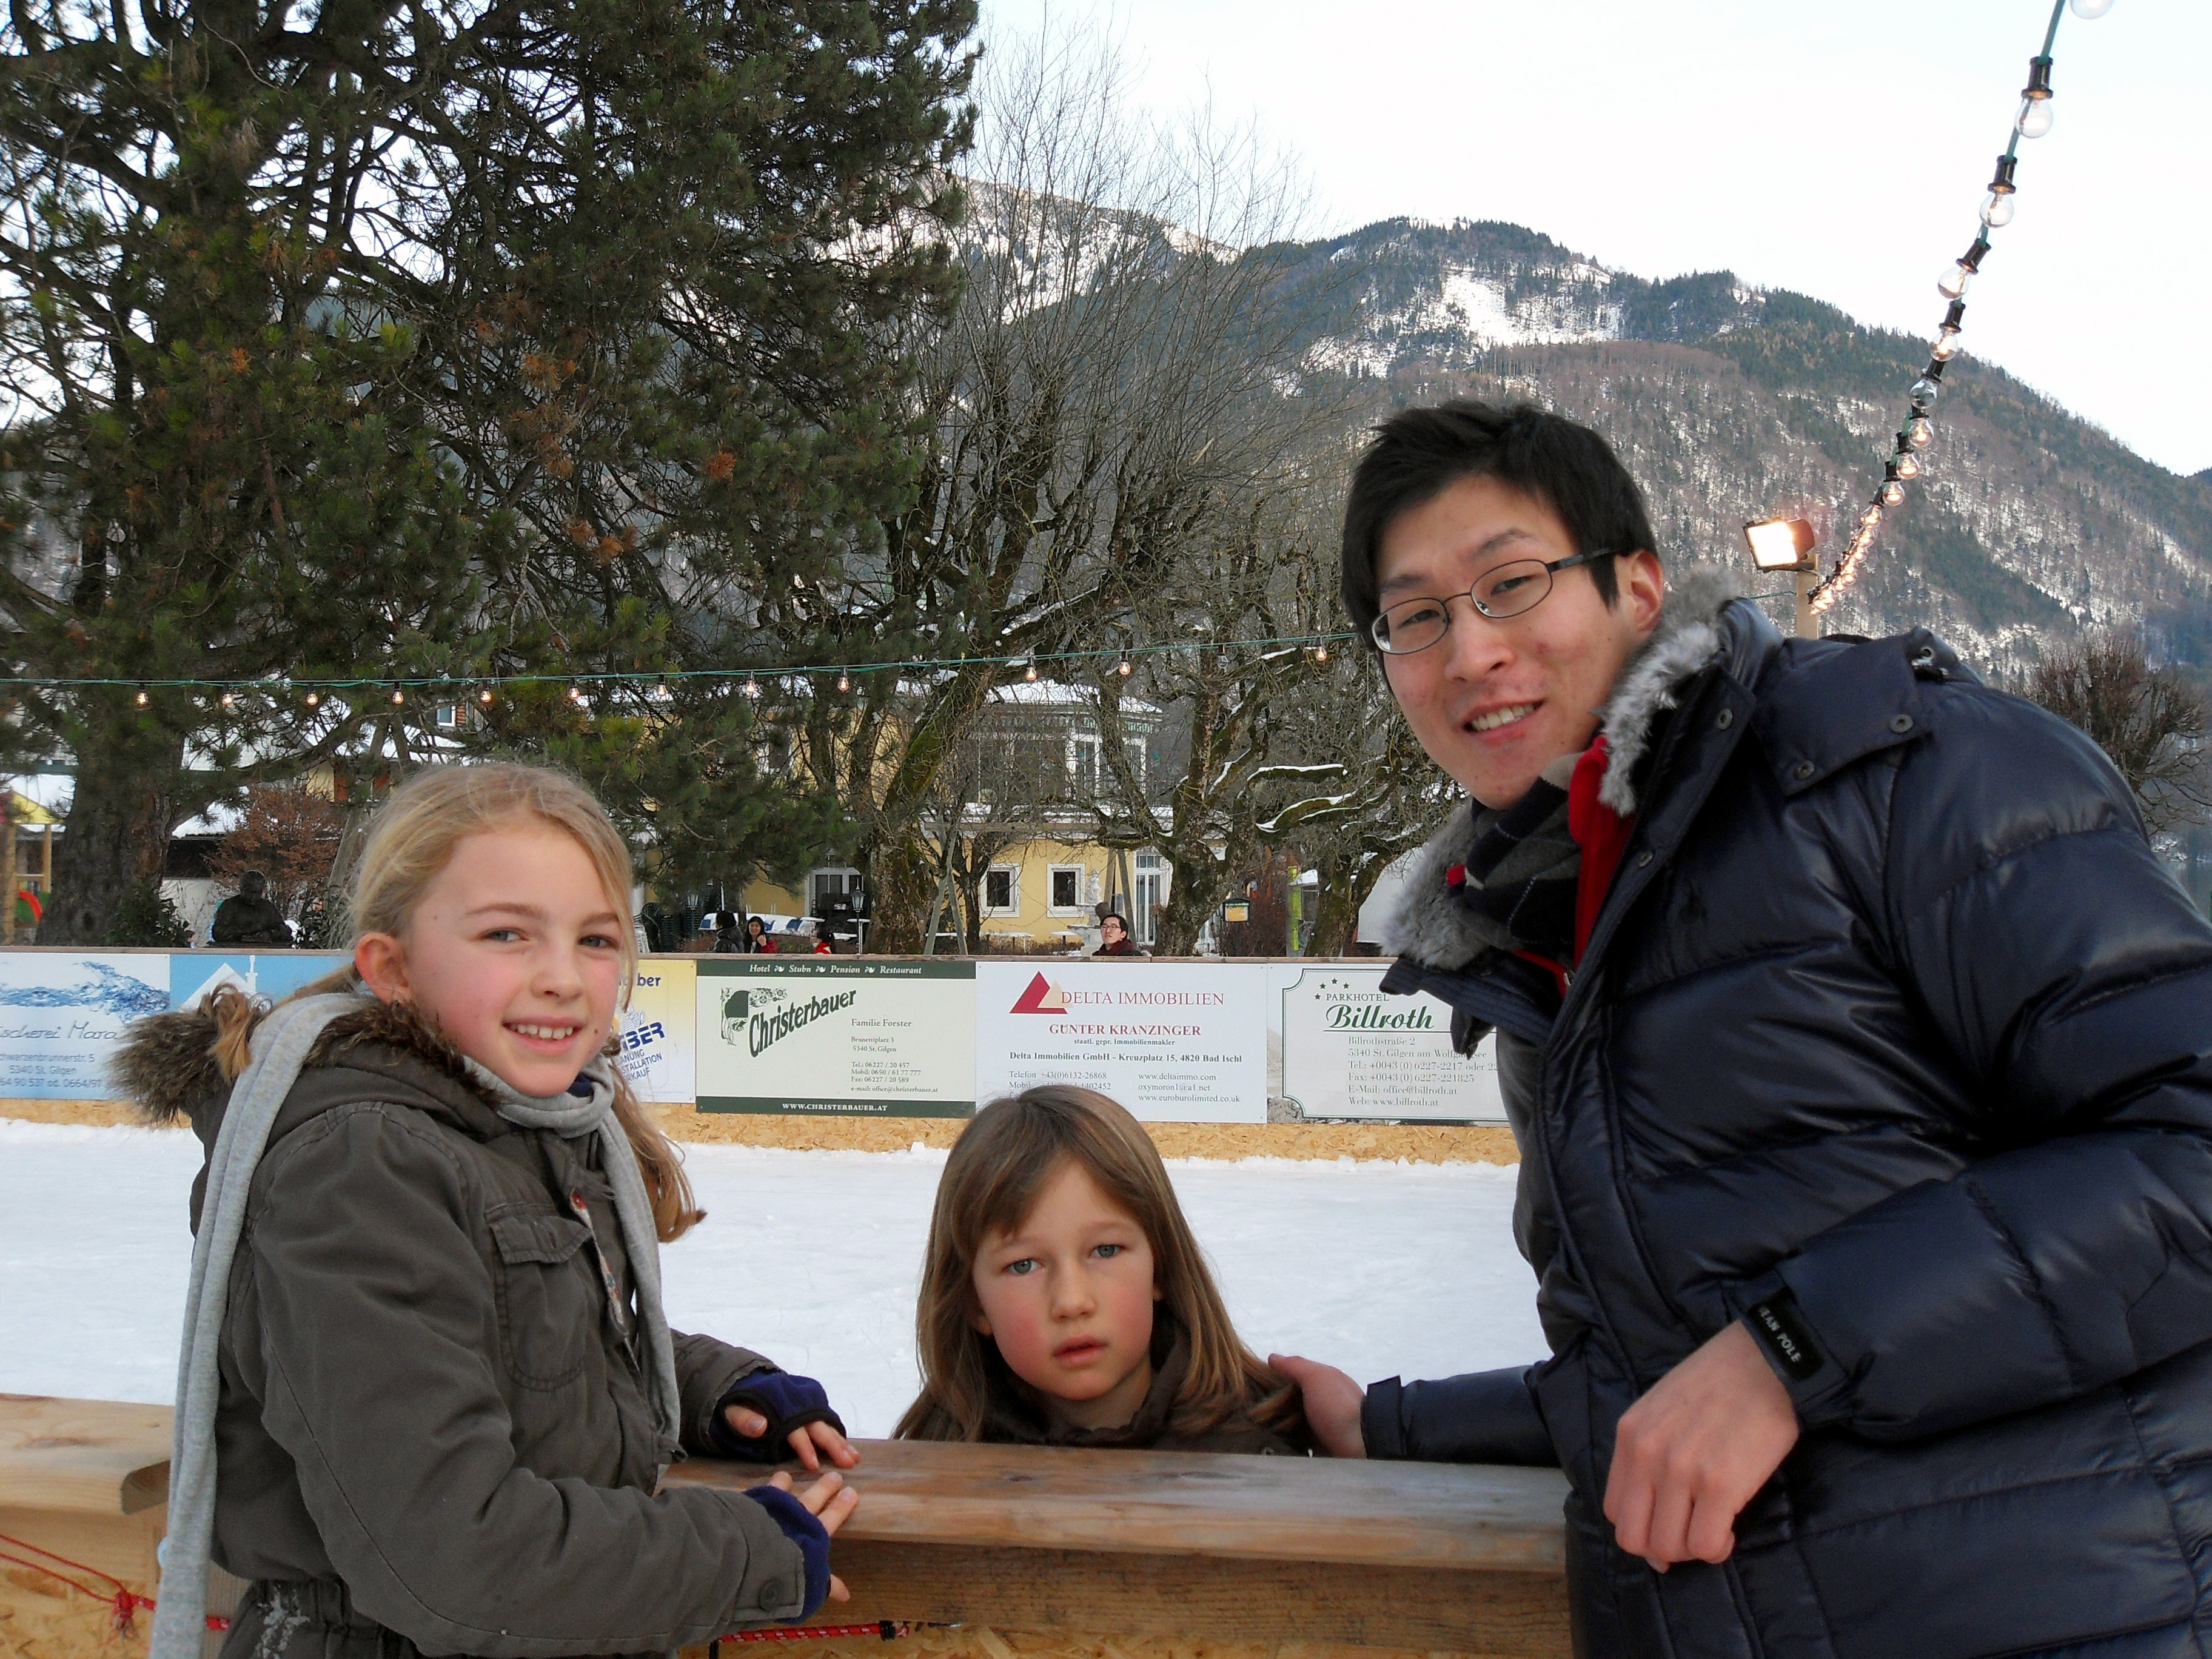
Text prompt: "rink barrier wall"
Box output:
[[0, 1396, 1573, 1659], [0, 948, 1512, 1140]]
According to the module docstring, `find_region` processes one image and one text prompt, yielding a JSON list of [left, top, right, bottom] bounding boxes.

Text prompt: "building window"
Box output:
[[1048, 865, 1084, 914], [1069, 734, 1101, 796], [1134, 851, 1167, 945], [984, 866, 1019, 916], [434, 703, 460, 731]]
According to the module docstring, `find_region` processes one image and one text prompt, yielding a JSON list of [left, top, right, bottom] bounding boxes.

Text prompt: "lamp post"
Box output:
[[1744, 518, 1820, 640]]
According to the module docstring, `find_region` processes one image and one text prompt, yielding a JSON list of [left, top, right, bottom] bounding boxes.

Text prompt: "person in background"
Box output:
[[1090, 913, 1138, 957], [1272, 399, 2212, 1658], [746, 914, 774, 953], [711, 911, 743, 954], [810, 926, 834, 956], [209, 871, 293, 948]]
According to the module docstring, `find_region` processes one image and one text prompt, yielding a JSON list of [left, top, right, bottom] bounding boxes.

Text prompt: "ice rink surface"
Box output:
[[0, 1119, 1546, 1436]]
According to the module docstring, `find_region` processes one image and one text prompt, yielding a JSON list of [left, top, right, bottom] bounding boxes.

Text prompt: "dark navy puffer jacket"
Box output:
[[1370, 575, 2212, 1659]]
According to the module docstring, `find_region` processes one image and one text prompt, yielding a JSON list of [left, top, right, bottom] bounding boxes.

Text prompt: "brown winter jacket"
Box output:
[[972, 1316, 1309, 1456], [118, 998, 812, 1659]]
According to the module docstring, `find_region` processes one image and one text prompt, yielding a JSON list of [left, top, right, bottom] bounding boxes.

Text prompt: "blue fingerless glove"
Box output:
[[709, 1371, 846, 1462], [743, 1483, 831, 1622]]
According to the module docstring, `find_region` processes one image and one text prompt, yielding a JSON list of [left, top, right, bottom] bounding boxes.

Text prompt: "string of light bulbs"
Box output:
[[1, 629, 1356, 710], [1809, 0, 2112, 613]]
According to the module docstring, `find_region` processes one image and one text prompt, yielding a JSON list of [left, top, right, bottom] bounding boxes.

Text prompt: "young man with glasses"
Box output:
[[1273, 400, 2212, 1657]]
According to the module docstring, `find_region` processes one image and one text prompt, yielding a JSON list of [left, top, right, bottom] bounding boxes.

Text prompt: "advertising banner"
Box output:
[[695, 958, 976, 1116], [1275, 963, 1505, 1122], [169, 951, 349, 1011], [973, 960, 1267, 1124], [0, 952, 171, 1098], [617, 958, 697, 1105]]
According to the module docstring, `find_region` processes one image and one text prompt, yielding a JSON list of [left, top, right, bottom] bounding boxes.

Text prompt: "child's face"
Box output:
[[354, 825, 626, 1098], [970, 1161, 1161, 1432]]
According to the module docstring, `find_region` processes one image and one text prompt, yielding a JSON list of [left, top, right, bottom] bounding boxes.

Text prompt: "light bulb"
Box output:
[[1908, 417, 1934, 449], [221, 691, 235, 708], [305, 691, 320, 708], [742, 675, 760, 699], [1979, 191, 2016, 229], [1116, 658, 1133, 677], [1023, 659, 1038, 682], [2070, 0, 2112, 18], [1931, 331, 1962, 361], [1860, 506, 1883, 529], [1895, 454, 1920, 480], [1880, 481, 1905, 507], [1910, 377, 1941, 406], [1938, 263, 1973, 300], [2016, 96, 2054, 139], [1313, 645, 1330, 665], [836, 672, 850, 693], [479, 687, 494, 705], [392, 689, 404, 705], [135, 689, 149, 707]]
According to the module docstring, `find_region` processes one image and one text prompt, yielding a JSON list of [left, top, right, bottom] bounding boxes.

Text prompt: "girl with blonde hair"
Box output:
[[121, 763, 857, 1659], [897, 1085, 1308, 1453]]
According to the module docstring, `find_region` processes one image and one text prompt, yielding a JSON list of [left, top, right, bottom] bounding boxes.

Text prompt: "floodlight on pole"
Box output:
[[1743, 518, 1817, 573], [1744, 518, 1821, 640]]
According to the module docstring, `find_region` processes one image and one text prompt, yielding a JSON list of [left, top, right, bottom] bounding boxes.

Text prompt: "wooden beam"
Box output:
[[666, 1440, 1569, 1574], [0, 1395, 173, 1516], [826, 1540, 1572, 1657]]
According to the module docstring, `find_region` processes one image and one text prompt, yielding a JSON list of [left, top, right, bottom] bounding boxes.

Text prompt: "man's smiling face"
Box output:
[[1376, 474, 1663, 808]]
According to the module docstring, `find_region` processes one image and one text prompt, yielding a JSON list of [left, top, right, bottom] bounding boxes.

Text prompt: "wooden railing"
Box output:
[[1, 1396, 1574, 1657]]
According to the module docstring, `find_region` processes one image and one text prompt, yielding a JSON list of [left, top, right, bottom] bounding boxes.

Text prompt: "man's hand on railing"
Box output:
[[1270, 1354, 1367, 1458]]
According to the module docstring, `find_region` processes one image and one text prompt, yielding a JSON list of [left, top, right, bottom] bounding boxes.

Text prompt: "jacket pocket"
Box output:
[[488, 1210, 597, 1390]]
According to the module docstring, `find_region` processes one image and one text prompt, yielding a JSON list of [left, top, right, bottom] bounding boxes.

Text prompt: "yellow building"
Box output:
[[738, 683, 1172, 951]]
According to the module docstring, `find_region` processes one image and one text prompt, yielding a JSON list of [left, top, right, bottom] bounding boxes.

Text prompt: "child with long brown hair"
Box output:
[[896, 1085, 1308, 1453], [121, 763, 858, 1659]]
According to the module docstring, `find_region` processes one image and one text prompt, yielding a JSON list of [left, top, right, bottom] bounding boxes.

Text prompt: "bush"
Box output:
[[101, 878, 194, 947]]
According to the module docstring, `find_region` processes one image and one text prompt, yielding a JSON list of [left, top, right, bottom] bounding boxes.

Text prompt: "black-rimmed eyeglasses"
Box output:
[[1369, 550, 1619, 655]]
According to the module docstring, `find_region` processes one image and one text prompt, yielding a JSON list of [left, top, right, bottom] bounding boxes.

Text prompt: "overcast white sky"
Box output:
[[979, 0, 2210, 478]]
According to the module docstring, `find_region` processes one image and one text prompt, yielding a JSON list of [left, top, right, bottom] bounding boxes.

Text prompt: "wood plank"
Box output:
[[825, 1540, 1574, 1658], [666, 1440, 1569, 1574], [0, 1395, 172, 1516]]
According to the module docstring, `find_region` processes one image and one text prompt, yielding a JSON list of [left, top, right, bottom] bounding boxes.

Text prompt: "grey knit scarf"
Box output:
[[150, 993, 680, 1659], [1449, 751, 1581, 964]]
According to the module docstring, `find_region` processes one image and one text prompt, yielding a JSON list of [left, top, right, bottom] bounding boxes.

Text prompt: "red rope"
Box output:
[[0, 1530, 229, 1634], [712, 1621, 930, 1647]]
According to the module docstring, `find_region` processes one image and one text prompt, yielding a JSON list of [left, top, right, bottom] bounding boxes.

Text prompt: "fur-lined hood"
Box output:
[[1383, 563, 1743, 969], [115, 992, 499, 1130]]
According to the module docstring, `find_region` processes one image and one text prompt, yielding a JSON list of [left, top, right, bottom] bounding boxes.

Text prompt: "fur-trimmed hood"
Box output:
[[1383, 563, 1742, 969], [114, 992, 500, 1130]]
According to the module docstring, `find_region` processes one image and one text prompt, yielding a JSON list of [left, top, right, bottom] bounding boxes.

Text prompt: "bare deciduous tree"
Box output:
[[788, 15, 1335, 947], [2023, 632, 2211, 834], [206, 782, 349, 923]]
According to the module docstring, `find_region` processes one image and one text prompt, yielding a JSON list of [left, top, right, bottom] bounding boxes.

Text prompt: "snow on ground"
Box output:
[[0, 1121, 1546, 1437]]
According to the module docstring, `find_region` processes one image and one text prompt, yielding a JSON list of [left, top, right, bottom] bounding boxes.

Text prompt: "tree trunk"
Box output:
[[1307, 851, 1365, 957], [865, 831, 937, 953], [44, 710, 188, 945]]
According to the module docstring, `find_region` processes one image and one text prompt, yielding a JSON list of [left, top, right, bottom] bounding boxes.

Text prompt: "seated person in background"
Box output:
[[209, 870, 292, 947], [897, 1086, 1307, 1455], [1090, 912, 1138, 956]]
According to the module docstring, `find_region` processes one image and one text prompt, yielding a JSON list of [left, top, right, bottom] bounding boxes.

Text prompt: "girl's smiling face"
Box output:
[[971, 1159, 1161, 1432], [354, 823, 626, 1098]]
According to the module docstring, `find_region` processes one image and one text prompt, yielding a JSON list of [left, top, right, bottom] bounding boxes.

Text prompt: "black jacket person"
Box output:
[[209, 871, 292, 947], [1275, 401, 2212, 1659]]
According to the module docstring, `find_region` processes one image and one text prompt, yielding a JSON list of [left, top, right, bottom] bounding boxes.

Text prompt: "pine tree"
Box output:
[[2, 0, 976, 940]]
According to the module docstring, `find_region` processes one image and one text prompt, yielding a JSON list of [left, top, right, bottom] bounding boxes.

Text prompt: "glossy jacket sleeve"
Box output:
[[242, 1104, 811, 1655], [1362, 1367, 1557, 1466], [1751, 700, 2212, 1439]]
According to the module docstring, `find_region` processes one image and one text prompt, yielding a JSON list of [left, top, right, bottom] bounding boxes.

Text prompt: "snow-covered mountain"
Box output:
[[1266, 218, 2211, 676]]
